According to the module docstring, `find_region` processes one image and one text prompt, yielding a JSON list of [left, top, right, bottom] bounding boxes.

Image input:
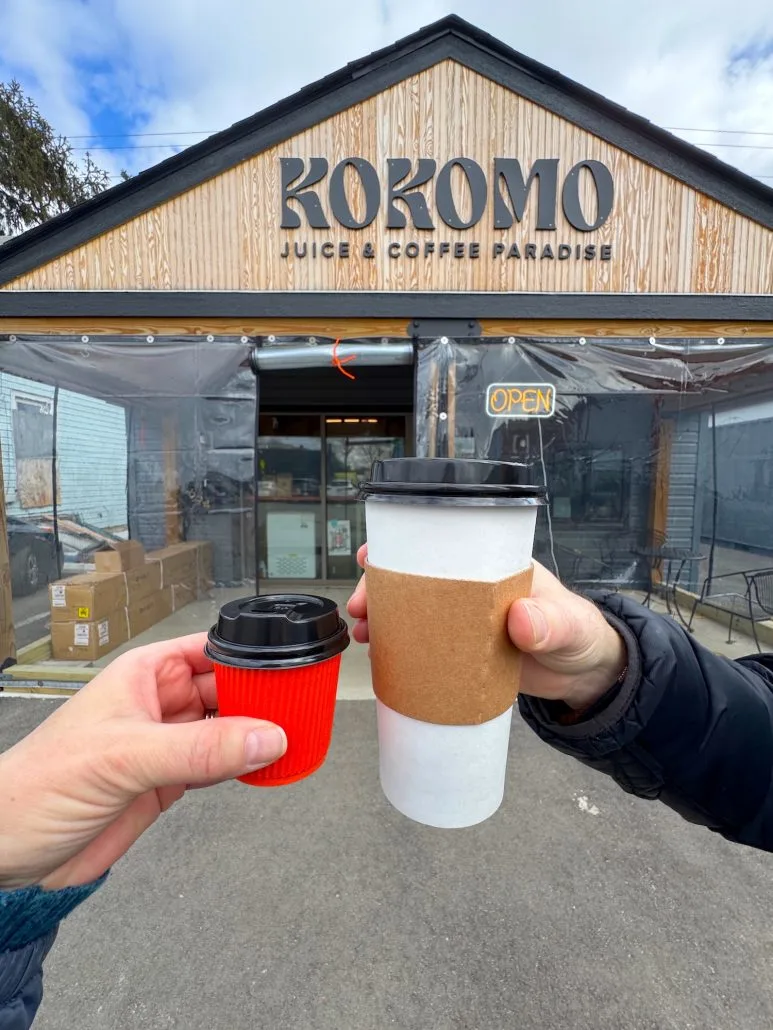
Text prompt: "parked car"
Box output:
[[7, 517, 63, 596]]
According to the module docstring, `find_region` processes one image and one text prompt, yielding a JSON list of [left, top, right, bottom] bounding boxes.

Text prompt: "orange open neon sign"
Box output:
[[486, 383, 556, 419]]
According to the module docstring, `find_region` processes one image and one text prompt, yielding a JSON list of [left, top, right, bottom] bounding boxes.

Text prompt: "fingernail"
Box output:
[[522, 600, 548, 646], [244, 727, 287, 769]]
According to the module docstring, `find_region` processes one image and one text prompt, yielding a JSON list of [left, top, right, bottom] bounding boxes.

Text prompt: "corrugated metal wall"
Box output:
[[0, 372, 128, 528], [665, 409, 703, 590]]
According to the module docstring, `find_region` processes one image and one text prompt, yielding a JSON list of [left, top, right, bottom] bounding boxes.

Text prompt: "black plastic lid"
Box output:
[[205, 594, 350, 670], [359, 458, 547, 501]]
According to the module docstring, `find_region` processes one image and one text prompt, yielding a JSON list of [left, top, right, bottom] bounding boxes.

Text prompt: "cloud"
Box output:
[[1, 0, 773, 184]]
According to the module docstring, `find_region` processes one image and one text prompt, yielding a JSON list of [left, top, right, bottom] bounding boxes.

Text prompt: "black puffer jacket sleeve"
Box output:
[[518, 591, 773, 852], [0, 931, 56, 1030]]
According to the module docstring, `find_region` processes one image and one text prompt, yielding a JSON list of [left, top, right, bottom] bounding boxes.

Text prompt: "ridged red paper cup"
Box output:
[[205, 595, 349, 787], [213, 655, 343, 786]]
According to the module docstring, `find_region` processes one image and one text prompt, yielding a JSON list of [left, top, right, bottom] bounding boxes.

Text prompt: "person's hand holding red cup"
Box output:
[[206, 595, 350, 787]]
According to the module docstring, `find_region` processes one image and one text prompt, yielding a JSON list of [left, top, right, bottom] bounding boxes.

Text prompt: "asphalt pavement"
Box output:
[[3, 697, 773, 1030]]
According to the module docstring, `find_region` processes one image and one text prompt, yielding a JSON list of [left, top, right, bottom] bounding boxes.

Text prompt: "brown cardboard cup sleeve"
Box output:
[[365, 563, 534, 726]]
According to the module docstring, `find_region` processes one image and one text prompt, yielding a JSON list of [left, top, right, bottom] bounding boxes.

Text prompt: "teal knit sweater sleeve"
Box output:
[[0, 876, 107, 952], [0, 876, 107, 1030]]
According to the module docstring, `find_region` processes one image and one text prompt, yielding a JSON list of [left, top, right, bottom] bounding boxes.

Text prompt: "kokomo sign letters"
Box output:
[[278, 156, 616, 263]]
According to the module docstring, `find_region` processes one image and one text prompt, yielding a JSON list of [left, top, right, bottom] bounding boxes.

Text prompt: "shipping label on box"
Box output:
[[74, 624, 90, 646], [72, 620, 111, 648], [49, 574, 127, 624], [51, 608, 129, 661]]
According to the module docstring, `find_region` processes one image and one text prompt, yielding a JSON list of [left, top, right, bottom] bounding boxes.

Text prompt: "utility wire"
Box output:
[[70, 138, 773, 153], [67, 124, 773, 140]]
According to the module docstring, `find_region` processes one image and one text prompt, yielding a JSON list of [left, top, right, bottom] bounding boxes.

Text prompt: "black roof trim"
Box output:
[[1, 290, 771, 321], [1, 14, 772, 287]]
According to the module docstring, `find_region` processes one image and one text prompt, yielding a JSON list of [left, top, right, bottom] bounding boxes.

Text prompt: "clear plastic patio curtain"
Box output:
[[3, 331, 773, 607], [0, 335, 255, 597], [416, 336, 773, 595]]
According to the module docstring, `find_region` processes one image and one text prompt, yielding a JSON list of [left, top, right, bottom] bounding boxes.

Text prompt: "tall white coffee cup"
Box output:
[[361, 458, 545, 829]]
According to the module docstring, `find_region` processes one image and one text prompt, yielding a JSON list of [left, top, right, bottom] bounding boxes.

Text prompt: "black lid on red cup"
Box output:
[[359, 458, 547, 501], [205, 595, 350, 670]]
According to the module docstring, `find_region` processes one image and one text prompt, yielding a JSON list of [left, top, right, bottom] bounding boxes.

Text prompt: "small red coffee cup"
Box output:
[[205, 595, 350, 787]]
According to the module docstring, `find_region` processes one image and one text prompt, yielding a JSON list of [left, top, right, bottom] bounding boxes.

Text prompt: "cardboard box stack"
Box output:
[[145, 540, 214, 612], [50, 539, 214, 661]]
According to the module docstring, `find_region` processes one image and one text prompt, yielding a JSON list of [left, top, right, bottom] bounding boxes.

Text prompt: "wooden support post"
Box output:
[[163, 414, 182, 545], [649, 412, 674, 586], [426, 363, 439, 459], [0, 434, 16, 663], [446, 358, 457, 458]]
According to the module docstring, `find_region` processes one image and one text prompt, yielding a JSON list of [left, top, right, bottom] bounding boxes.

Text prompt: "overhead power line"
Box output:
[[667, 126, 773, 137], [64, 124, 773, 143], [73, 140, 773, 153], [68, 129, 217, 139], [72, 144, 189, 150]]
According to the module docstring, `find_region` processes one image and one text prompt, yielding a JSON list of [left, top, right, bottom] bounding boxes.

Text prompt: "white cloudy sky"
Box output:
[[1, 0, 773, 186]]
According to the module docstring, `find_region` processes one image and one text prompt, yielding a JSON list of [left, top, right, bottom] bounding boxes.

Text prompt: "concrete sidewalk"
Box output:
[[92, 583, 375, 699], [7, 576, 767, 698], [62, 584, 771, 694], [3, 698, 773, 1030]]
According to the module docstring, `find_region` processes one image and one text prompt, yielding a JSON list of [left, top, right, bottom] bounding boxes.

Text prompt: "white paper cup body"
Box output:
[[365, 499, 538, 581], [376, 700, 514, 828], [365, 495, 539, 828]]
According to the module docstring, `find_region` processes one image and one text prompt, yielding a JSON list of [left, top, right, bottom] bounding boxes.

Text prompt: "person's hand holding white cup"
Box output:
[[349, 550, 627, 712]]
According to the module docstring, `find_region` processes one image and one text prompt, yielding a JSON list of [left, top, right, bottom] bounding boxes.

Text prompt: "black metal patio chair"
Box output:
[[688, 567, 773, 652]]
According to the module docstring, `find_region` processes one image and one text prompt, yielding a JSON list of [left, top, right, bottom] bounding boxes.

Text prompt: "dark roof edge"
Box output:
[[1, 14, 772, 287], [1, 289, 772, 321]]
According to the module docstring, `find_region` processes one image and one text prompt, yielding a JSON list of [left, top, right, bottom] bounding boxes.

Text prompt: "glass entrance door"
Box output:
[[325, 416, 406, 579], [257, 415, 323, 580], [257, 414, 408, 583]]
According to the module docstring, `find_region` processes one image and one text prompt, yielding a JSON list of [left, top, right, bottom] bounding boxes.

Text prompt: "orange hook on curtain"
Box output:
[[332, 339, 357, 380]]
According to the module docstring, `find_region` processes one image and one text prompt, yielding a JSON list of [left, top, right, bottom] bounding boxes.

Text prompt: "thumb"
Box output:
[[127, 718, 287, 790], [508, 595, 592, 657]]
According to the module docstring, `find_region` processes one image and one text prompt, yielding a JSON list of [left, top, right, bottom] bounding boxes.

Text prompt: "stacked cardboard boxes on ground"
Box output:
[[50, 539, 214, 660]]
